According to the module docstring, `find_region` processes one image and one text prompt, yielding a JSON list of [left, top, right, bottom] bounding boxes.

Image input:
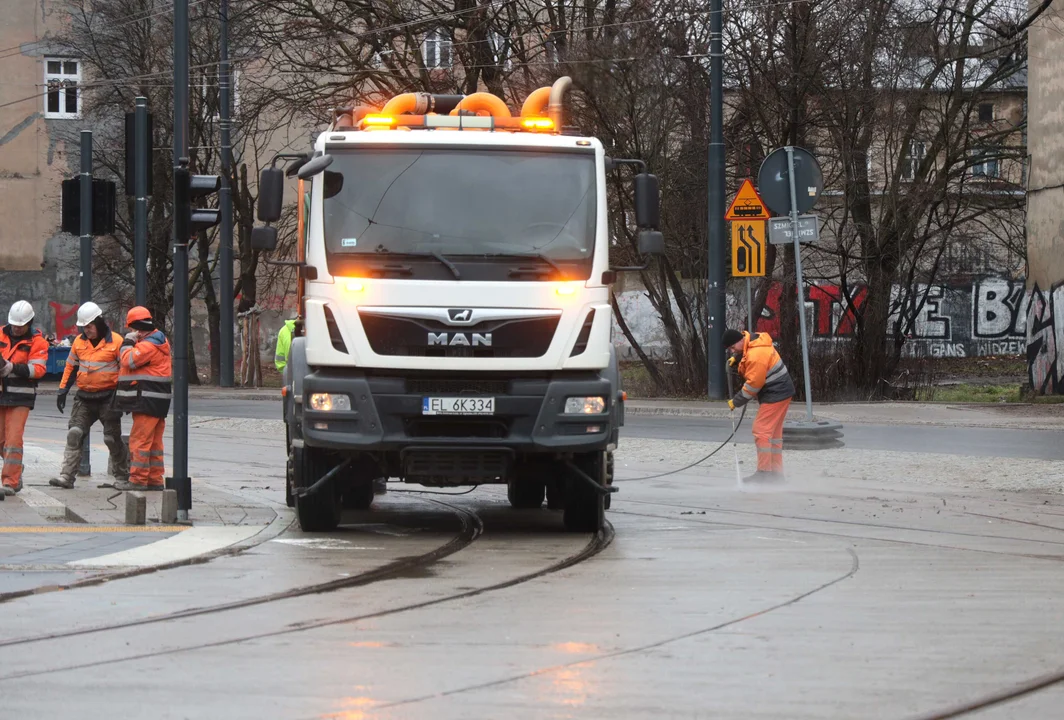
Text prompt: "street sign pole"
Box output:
[[218, 0, 235, 388], [746, 278, 753, 332], [171, 0, 191, 521], [786, 146, 815, 422], [706, 0, 726, 400], [78, 131, 92, 477]]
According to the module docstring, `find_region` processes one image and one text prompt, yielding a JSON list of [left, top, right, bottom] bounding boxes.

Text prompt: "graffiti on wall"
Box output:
[[1027, 283, 1064, 394], [613, 277, 1035, 362]]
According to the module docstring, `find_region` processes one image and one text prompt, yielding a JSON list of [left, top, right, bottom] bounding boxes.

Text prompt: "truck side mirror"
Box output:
[[257, 168, 284, 223], [638, 230, 665, 256], [634, 173, 660, 230], [297, 154, 334, 180], [251, 226, 278, 252]]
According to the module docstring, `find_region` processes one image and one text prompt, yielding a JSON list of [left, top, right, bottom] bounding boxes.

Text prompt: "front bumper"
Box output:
[[301, 369, 615, 455]]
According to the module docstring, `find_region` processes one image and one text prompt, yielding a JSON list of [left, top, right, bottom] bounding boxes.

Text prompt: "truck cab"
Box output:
[[254, 78, 663, 533]]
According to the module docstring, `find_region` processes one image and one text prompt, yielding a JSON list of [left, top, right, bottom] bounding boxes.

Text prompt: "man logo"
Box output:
[[428, 332, 492, 347], [448, 308, 473, 323]]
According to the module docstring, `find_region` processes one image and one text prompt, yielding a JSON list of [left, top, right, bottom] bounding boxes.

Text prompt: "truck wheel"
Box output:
[[507, 478, 546, 509], [563, 451, 606, 533], [285, 449, 296, 508], [295, 447, 342, 532], [342, 480, 374, 510], [604, 450, 615, 511]]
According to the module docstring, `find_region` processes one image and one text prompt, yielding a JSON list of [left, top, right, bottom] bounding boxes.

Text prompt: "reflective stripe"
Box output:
[[28, 359, 46, 368], [130, 461, 152, 469], [3, 387, 34, 394], [1, 458, 22, 466], [116, 390, 138, 397], [741, 384, 758, 399], [756, 447, 783, 455], [121, 374, 173, 383], [765, 363, 789, 384], [127, 354, 138, 369], [3, 447, 21, 454], [142, 391, 172, 400], [81, 360, 120, 370], [275, 354, 286, 362]]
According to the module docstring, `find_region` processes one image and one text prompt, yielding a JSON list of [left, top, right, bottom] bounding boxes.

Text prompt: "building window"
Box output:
[[199, 70, 241, 120], [44, 58, 80, 119], [970, 147, 1000, 179], [977, 103, 994, 123], [901, 140, 926, 181], [423, 29, 452, 69]]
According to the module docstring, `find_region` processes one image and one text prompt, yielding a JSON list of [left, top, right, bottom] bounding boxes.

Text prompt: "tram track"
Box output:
[[0, 519, 613, 681], [0, 497, 482, 647]]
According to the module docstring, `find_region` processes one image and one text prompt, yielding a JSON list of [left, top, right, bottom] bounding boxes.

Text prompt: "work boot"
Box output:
[[2, 482, 23, 496], [49, 476, 76, 489], [112, 479, 162, 492]]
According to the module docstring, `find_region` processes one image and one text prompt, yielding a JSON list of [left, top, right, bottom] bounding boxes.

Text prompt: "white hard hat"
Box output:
[[76, 302, 103, 327], [7, 300, 34, 326]]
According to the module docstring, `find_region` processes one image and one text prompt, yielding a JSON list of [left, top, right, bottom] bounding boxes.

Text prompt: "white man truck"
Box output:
[[253, 77, 664, 533]]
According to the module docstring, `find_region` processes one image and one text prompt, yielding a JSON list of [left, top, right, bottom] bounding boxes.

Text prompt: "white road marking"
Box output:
[[67, 525, 264, 568], [19, 487, 67, 520], [271, 538, 385, 550]]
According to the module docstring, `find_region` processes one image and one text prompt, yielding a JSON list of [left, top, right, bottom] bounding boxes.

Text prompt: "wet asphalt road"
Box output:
[[177, 397, 1064, 461]]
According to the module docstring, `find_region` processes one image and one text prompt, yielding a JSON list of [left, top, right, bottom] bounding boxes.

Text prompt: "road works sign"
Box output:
[[724, 179, 770, 221], [731, 220, 766, 277]]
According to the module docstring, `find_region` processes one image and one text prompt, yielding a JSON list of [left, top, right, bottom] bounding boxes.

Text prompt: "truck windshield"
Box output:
[[321, 148, 596, 280]]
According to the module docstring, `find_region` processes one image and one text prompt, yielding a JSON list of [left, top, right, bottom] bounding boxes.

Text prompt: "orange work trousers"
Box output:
[[752, 398, 790, 473], [129, 413, 166, 487], [0, 406, 29, 489]]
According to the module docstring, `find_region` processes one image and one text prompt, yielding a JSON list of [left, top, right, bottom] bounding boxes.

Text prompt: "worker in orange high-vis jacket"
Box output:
[[722, 328, 795, 482], [113, 307, 171, 491], [50, 302, 129, 489], [0, 301, 50, 496]]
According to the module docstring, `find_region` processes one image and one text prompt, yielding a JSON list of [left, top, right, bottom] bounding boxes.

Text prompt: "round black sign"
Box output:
[[757, 147, 824, 215]]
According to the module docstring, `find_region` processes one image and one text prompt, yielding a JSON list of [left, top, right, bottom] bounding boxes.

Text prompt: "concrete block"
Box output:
[[160, 489, 178, 524], [125, 491, 146, 525]]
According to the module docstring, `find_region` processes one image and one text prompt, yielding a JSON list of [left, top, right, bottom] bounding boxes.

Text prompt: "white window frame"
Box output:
[[489, 32, 512, 69], [200, 69, 242, 121], [970, 147, 1000, 180], [44, 57, 81, 119], [423, 29, 453, 69], [901, 140, 926, 182]]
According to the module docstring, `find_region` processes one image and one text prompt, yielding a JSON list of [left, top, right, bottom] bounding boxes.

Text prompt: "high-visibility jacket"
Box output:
[[0, 325, 49, 409], [731, 331, 795, 408], [116, 330, 172, 418], [275, 320, 296, 371], [60, 330, 123, 399]]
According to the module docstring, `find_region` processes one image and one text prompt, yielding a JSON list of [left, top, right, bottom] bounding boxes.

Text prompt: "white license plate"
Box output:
[[422, 397, 495, 416]]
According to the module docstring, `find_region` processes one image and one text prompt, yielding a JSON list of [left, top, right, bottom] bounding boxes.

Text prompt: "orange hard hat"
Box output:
[[126, 306, 153, 326]]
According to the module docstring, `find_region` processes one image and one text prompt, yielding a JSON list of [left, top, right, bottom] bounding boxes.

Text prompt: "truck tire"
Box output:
[[284, 424, 295, 508], [604, 450, 615, 510], [295, 447, 342, 532], [507, 477, 545, 509], [563, 451, 606, 533], [342, 481, 374, 510]]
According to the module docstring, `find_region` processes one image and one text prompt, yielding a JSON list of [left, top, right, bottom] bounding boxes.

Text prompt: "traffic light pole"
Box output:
[[219, 0, 234, 387], [78, 131, 92, 477], [171, 0, 191, 520], [134, 97, 148, 307], [706, 0, 726, 399]]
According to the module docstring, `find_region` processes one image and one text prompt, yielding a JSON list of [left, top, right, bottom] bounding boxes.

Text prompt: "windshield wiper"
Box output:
[[477, 253, 567, 278], [373, 249, 461, 280]]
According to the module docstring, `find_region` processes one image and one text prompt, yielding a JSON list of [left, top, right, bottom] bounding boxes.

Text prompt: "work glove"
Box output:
[[727, 399, 735, 411], [57, 390, 68, 414], [727, 356, 737, 368], [123, 332, 138, 347], [0, 360, 12, 378]]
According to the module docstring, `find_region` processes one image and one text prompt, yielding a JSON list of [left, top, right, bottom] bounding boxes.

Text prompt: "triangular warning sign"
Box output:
[[725, 179, 770, 220]]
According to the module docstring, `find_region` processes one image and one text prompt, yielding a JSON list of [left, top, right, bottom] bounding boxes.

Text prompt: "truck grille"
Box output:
[[401, 448, 512, 479], [406, 378, 509, 395], [359, 313, 558, 358]]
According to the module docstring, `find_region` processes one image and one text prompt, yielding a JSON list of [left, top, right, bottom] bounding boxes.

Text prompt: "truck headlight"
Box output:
[[564, 396, 606, 414], [308, 393, 351, 412]]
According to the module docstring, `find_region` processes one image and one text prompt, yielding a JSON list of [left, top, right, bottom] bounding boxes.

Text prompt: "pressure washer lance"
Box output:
[[724, 363, 744, 488]]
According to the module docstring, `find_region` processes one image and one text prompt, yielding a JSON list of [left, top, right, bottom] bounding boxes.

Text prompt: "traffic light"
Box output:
[[174, 160, 221, 242]]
